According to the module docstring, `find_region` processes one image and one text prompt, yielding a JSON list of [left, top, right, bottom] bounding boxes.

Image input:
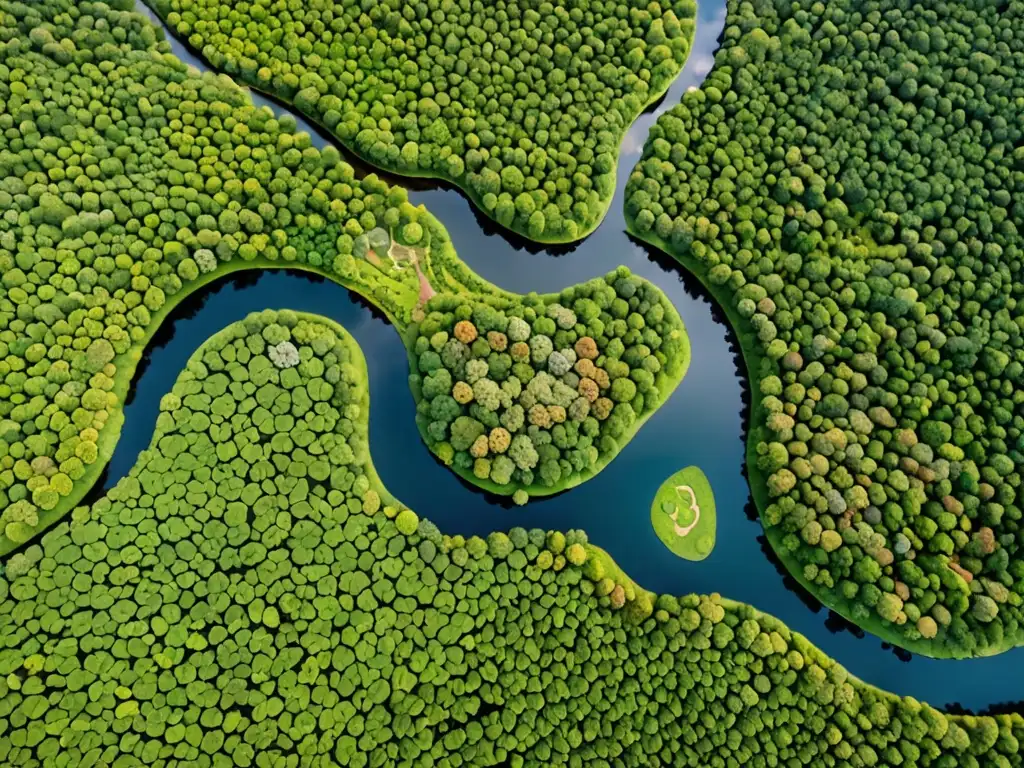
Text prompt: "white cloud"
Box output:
[[692, 54, 715, 77], [620, 133, 644, 156]]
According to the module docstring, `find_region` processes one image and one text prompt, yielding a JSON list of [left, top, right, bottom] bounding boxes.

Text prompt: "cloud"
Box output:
[[620, 132, 645, 157], [692, 54, 715, 77]]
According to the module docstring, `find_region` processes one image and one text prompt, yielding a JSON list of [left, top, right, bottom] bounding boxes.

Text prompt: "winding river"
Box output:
[[119, 0, 1024, 711]]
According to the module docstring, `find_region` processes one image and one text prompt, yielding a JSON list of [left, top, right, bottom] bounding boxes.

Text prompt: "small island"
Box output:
[[651, 466, 716, 561], [408, 268, 691, 500]]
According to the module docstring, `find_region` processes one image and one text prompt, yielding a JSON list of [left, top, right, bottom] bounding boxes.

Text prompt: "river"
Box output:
[[122, 0, 1024, 711]]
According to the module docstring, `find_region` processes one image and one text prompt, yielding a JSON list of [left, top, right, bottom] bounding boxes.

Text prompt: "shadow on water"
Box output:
[[245, 91, 582, 259], [79, 466, 113, 511], [100, 0, 1024, 712], [142, 1, 581, 261], [946, 700, 1024, 717], [439, 193, 583, 258], [826, 612, 866, 640], [124, 275, 247, 406], [635, 233, 926, 667]]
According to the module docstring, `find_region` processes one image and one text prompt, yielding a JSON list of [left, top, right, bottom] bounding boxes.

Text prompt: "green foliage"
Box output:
[[395, 509, 419, 536], [1, 1, 692, 534], [151, 0, 697, 242], [410, 268, 690, 497], [626, 0, 1024, 655], [2, 308, 1021, 766], [0, 0, 488, 551]]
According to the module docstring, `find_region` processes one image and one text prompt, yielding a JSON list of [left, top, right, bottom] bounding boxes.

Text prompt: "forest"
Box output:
[[0, 308, 1020, 767], [408, 269, 689, 499], [626, 0, 1024, 656], [0, 0, 695, 555], [0, 0, 441, 551], [148, 0, 697, 242], [2, 0, 1024, 765]]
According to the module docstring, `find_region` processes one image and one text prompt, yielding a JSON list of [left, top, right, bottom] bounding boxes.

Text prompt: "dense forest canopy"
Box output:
[[408, 268, 689, 498], [1, 0, 1024, 765], [0, 0, 464, 551], [0, 0, 695, 549], [626, 0, 1024, 657], [1, 309, 1021, 768], [149, 0, 696, 241]]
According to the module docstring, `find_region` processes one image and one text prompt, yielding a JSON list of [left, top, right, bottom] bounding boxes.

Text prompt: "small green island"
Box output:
[[651, 466, 716, 560]]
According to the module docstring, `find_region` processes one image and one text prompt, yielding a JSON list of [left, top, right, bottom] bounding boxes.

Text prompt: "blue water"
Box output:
[[122, 1, 1024, 711]]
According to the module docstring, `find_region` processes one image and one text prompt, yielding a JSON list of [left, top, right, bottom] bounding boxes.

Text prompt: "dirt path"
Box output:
[[669, 484, 701, 537], [389, 241, 436, 305]]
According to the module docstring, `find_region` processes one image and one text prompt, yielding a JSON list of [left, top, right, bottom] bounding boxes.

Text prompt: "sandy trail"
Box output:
[[389, 241, 436, 305], [669, 484, 701, 537]]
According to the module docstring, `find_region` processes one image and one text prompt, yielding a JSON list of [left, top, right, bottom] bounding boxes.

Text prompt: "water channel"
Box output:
[[123, 0, 1024, 711]]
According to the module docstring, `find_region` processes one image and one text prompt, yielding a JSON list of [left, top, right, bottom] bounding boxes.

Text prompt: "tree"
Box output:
[[501, 166, 525, 195], [971, 595, 999, 623], [402, 222, 423, 244], [509, 435, 539, 471], [422, 370, 452, 400], [876, 593, 904, 623], [449, 416, 484, 452]]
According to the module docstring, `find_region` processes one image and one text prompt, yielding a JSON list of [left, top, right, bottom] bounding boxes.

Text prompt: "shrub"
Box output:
[[396, 509, 420, 535]]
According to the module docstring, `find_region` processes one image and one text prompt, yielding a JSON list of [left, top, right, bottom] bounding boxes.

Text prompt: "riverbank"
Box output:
[[5, 299, 1021, 763], [119, 0, 1024, 708], [623, 221, 1014, 660], [140, 0, 696, 245]]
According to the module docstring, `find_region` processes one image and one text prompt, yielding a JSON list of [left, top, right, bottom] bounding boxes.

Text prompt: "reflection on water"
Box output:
[[116, 0, 1024, 712]]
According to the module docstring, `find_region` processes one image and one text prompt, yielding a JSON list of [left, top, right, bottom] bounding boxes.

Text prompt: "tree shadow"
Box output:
[[125, 272, 244, 405], [247, 88, 584, 261], [470, 201, 581, 257], [128, 267, 394, 401], [81, 464, 113, 508], [632, 233, 921, 663], [139, 0, 585, 260], [946, 699, 1024, 716]]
